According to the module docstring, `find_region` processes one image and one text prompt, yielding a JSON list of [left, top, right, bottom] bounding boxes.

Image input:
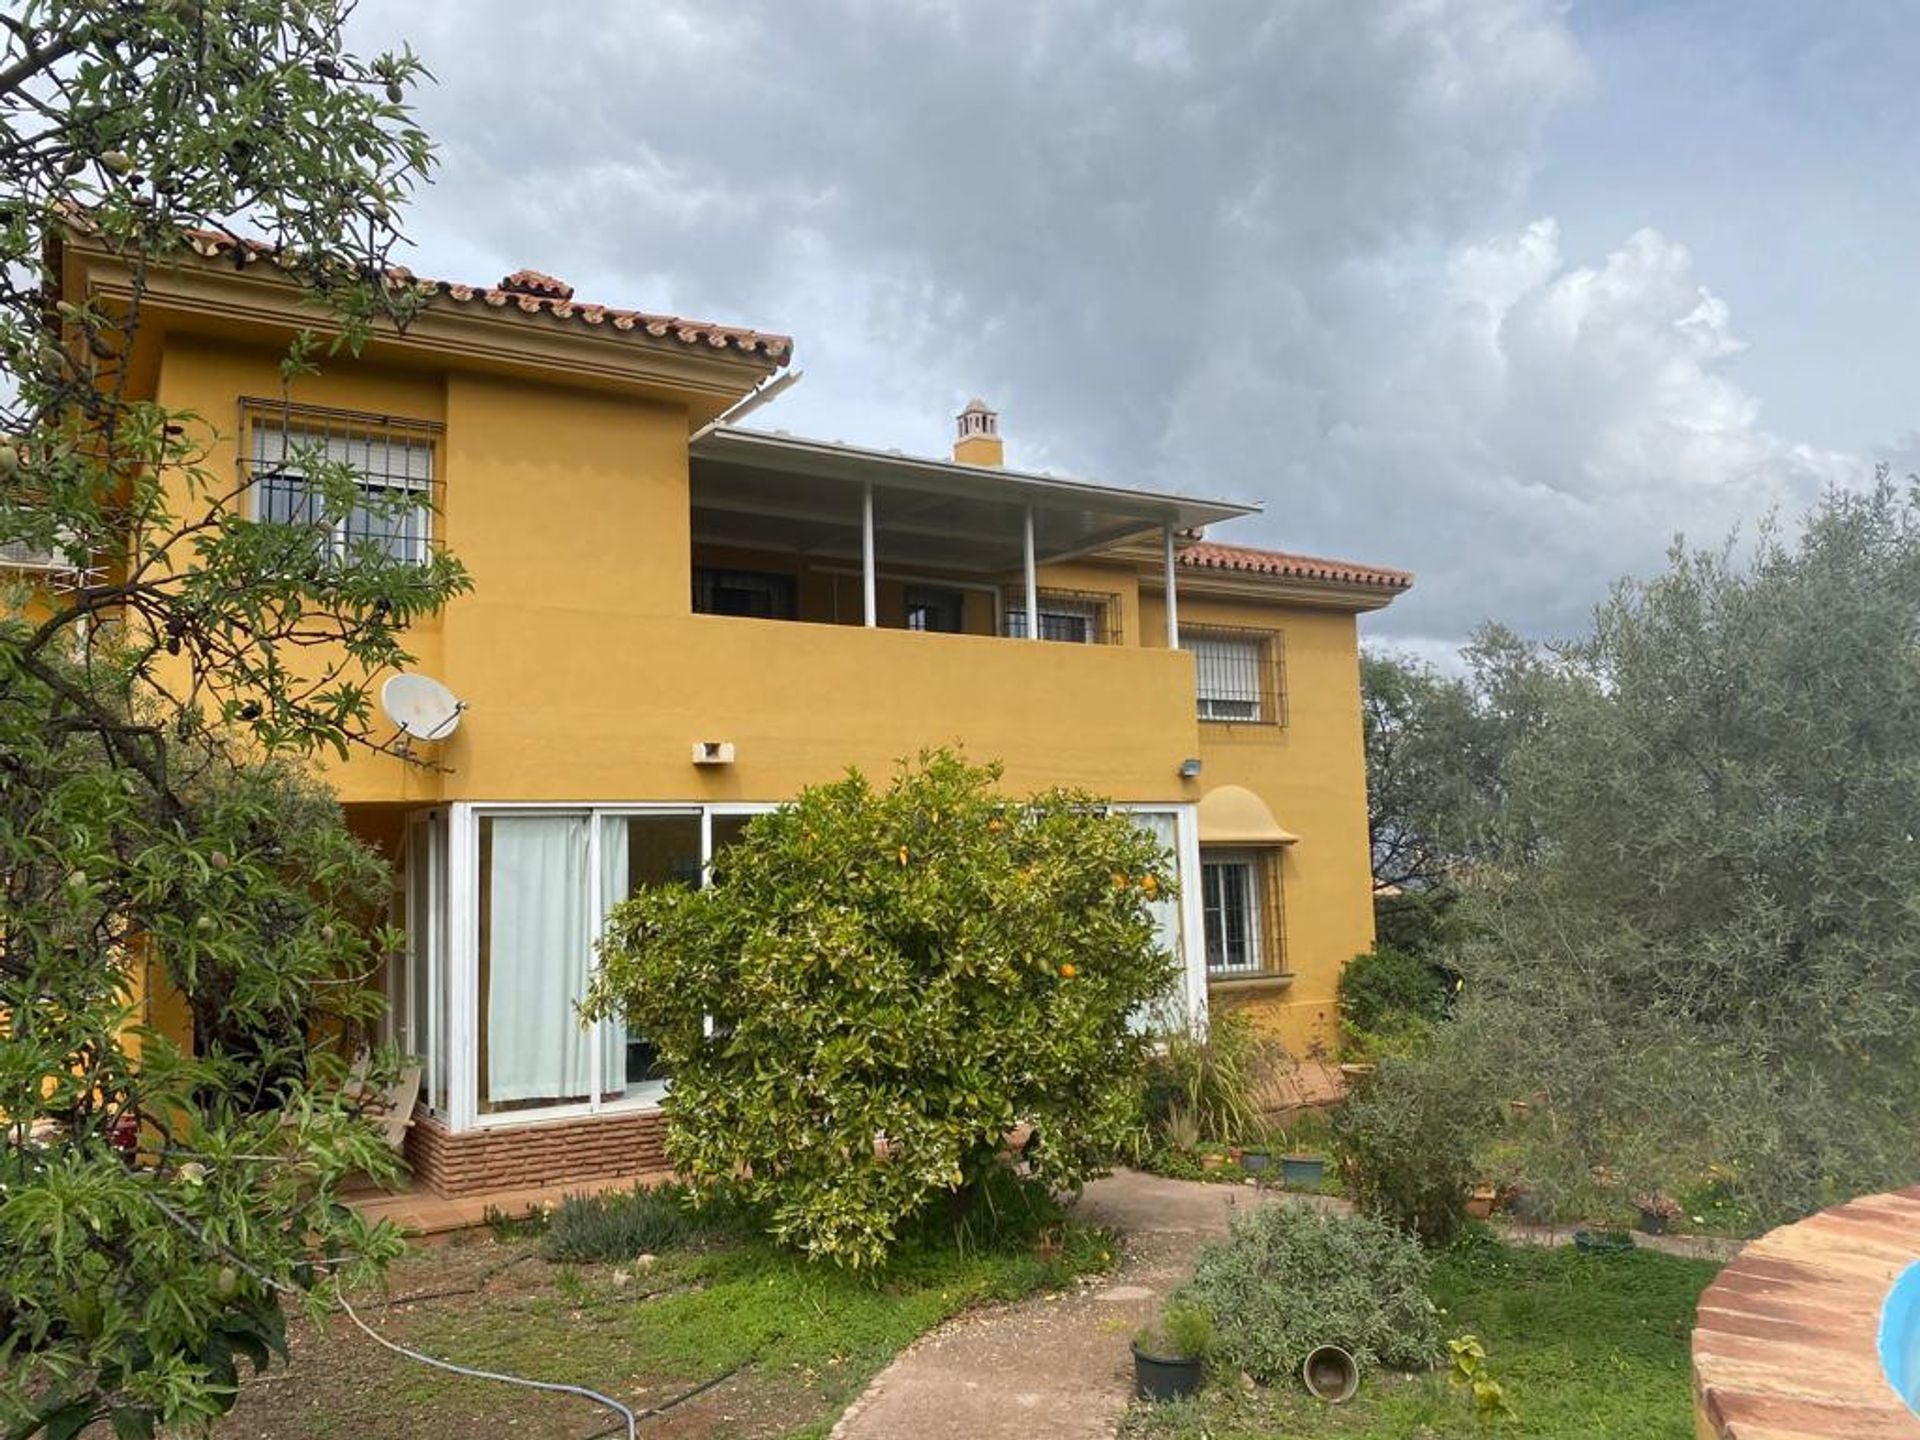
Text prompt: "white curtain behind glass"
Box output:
[[485, 816, 592, 1105], [1131, 811, 1188, 1029]]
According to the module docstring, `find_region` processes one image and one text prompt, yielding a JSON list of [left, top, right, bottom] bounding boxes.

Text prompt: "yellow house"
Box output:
[[48, 229, 1409, 1196]]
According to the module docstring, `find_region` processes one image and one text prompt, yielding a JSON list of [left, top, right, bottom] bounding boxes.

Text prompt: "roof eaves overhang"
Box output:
[[690, 426, 1259, 561], [57, 229, 783, 419]]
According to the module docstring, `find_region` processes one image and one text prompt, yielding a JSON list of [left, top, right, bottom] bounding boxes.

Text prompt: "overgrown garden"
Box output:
[[1345, 478, 1920, 1242]]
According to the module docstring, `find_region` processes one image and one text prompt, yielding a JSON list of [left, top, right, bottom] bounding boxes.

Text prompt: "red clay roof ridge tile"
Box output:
[[1178, 539, 1412, 590], [170, 226, 792, 365]]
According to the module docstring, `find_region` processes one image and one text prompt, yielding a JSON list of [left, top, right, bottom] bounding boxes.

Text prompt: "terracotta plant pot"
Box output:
[[1464, 1185, 1498, 1220], [1199, 1151, 1227, 1172]]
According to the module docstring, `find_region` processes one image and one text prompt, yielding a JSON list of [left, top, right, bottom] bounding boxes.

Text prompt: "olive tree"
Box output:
[[584, 751, 1180, 1268], [1439, 475, 1920, 1225], [0, 3, 467, 1434]]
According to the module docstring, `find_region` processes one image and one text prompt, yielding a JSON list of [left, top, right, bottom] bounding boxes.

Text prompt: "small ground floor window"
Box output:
[[1201, 847, 1285, 978]]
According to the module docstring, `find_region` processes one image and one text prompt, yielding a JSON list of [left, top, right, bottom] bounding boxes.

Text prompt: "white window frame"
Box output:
[[442, 801, 777, 1133], [432, 800, 1198, 1132], [1114, 803, 1209, 1029], [1004, 593, 1104, 644], [1184, 629, 1269, 723], [400, 809, 449, 1117]]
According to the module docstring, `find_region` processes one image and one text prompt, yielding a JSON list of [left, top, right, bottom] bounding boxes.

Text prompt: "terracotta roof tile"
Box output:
[[1178, 540, 1412, 590], [177, 228, 792, 365]]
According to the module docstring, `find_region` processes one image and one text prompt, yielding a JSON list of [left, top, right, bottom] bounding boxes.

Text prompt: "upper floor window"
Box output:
[[1004, 588, 1118, 644], [1183, 626, 1284, 723], [248, 410, 436, 565], [693, 566, 796, 619], [905, 584, 966, 634]]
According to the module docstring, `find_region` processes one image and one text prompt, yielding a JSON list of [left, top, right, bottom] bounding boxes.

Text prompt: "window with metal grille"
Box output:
[[1201, 849, 1284, 977], [1182, 626, 1284, 723], [692, 567, 797, 619], [1002, 588, 1119, 644], [247, 409, 436, 564], [905, 584, 966, 633]]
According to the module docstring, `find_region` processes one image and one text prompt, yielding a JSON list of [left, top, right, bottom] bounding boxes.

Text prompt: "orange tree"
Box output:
[[584, 750, 1180, 1267]]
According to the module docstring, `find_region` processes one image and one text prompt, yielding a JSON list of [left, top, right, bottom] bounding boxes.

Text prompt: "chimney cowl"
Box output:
[[952, 397, 1005, 466], [956, 397, 998, 440]]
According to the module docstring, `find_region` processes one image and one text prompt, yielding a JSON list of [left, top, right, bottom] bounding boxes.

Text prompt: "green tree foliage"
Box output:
[[1442, 477, 1920, 1224], [1362, 628, 1551, 893], [1336, 945, 1449, 1038], [0, 4, 467, 1433], [584, 751, 1180, 1268]]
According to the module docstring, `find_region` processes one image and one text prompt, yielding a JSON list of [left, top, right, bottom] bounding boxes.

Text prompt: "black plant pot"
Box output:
[[1131, 1341, 1204, 1402], [1636, 1208, 1669, 1236]]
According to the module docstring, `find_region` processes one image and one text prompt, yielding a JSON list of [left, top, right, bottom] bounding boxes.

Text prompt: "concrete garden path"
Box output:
[[829, 1170, 1739, 1440], [831, 1170, 1331, 1440]]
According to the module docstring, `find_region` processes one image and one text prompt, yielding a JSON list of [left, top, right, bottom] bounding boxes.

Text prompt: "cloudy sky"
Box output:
[[346, 1, 1915, 655]]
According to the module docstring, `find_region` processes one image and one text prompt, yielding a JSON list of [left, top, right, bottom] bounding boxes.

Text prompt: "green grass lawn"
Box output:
[[216, 1208, 1113, 1440], [1126, 1236, 1720, 1439]]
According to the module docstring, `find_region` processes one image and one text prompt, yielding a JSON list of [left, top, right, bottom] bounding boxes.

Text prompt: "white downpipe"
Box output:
[[1023, 506, 1039, 641], [861, 482, 877, 627], [1163, 525, 1180, 648]]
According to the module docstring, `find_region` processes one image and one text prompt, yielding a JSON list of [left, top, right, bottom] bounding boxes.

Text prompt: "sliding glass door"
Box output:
[[595, 814, 701, 1105], [401, 809, 449, 1115], [441, 801, 1196, 1130]]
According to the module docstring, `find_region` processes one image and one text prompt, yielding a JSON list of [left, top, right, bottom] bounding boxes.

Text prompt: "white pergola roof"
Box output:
[[689, 426, 1258, 571]]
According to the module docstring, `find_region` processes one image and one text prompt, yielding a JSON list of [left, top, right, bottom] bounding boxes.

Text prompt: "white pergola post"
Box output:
[[1163, 525, 1180, 647], [861, 481, 877, 628], [1023, 505, 1039, 641]]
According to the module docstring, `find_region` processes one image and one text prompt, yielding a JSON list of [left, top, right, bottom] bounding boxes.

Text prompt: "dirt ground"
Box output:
[[210, 1237, 846, 1440]]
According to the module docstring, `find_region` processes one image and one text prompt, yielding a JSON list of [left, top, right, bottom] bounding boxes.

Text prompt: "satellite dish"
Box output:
[[381, 672, 464, 741]]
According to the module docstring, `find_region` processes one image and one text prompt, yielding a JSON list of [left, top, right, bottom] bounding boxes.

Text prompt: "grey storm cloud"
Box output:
[[345, 0, 1875, 653]]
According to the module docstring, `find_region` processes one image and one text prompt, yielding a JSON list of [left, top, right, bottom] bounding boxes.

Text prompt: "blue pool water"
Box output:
[[1882, 1260, 1920, 1417]]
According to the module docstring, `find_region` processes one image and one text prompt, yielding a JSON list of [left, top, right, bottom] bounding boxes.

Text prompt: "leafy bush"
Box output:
[[1180, 1205, 1438, 1379], [1338, 944, 1449, 1038], [541, 1184, 713, 1263], [1332, 1048, 1500, 1243], [584, 751, 1179, 1267]]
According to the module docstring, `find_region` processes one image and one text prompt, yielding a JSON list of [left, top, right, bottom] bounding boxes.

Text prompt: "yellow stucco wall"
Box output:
[[139, 313, 1382, 1060], [1140, 593, 1377, 1055]]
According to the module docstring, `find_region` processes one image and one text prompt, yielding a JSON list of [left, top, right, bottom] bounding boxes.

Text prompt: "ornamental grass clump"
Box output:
[[541, 1183, 716, 1263], [584, 749, 1180, 1268], [1179, 1204, 1438, 1381]]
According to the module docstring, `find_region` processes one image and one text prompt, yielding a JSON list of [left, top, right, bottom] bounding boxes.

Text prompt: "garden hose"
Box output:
[[337, 1291, 637, 1439]]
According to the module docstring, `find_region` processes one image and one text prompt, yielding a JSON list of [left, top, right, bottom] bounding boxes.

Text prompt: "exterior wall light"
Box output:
[[1178, 757, 1203, 779]]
